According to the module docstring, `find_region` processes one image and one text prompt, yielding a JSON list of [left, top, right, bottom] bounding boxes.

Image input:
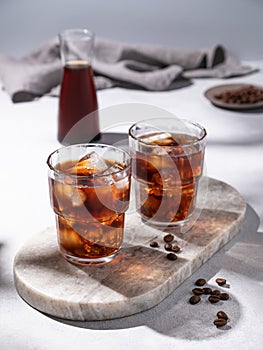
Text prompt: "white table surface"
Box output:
[[1, 61, 263, 349]]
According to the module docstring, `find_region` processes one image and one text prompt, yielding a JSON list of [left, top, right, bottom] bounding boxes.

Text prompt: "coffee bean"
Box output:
[[164, 234, 174, 243], [214, 318, 227, 327], [217, 311, 228, 320], [189, 295, 201, 305], [216, 278, 226, 286], [214, 85, 263, 105], [219, 293, 230, 301], [150, 241, 159, 248], [195, 278, 206, 286], [166, 253, 177, 261], [203, 287, 212, 295], [172, 245, 181, 253], [164, 242, 172, 251], [208, 295, 220, 303], [192, 288, 204, 295], [211, 289, 221, 296]]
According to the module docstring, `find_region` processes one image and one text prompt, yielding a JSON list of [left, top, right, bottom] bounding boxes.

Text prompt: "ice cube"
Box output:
[[154, 147, 168, 156], [71, 189, 87, 207], [54, 182, 87, 208], [70, 151, 109, 175], [139, 132, 172, 144], [100, 163, 124, 186]]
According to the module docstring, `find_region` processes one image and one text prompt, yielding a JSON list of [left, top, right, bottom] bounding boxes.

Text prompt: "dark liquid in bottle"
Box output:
[[58, 60, 100, 145]]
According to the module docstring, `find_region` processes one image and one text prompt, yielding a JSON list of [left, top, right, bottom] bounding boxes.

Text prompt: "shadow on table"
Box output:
[[238, 107, 263, 114], [51, 204, 262, 340], [0, 242, 9, 291], [0, 241, 16, 296], [212, 105, 263, 114], [207, 138, 263, 147], [0, 242, 4, 287]]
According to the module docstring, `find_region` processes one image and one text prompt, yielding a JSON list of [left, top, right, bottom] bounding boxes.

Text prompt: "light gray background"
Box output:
[[0, 0, 262, 59]]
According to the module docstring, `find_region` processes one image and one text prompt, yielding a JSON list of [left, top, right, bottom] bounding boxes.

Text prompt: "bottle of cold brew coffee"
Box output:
[[58, 29, 100, 145]]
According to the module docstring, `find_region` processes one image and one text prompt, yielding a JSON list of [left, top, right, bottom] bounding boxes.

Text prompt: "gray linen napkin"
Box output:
[[0, 37, 257, 102]]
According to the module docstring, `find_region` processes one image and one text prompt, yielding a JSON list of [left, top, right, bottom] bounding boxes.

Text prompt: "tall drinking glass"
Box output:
[[47, 144, 131, 265], [129, 118, 206, 227]]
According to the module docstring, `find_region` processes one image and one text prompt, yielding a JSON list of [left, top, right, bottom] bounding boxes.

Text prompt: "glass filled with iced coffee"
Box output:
[[129, 118, 206, 227], [47, 144, 131, 265]]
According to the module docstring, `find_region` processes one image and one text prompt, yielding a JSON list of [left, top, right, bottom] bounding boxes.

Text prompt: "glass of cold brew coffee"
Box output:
[[47, 144, 131, 265], [129, 118, 206, 227]]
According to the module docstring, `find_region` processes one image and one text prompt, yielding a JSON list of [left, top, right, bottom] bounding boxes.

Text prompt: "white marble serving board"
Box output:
[[13, 178, 246, 321]]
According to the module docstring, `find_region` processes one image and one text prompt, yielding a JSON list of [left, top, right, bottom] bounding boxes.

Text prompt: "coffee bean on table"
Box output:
[[150, 241, 159, 248], [214, 318, 227, 327], [192, 288, 204, 295], [195, 278, 206, 286], [217, 311, 228, 320], [166, 253, 177, 261], [203, 287, 212, 295], [164, 242, 172, 251], [216, 278, 226, 286], [189, 295, 201, 305], [164, 234, 174, 243], [219, 293, 230, 301], [208, 295, 220, 303]]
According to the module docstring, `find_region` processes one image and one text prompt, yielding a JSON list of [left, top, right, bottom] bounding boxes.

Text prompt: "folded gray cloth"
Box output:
[[0, 37, 257, 102]]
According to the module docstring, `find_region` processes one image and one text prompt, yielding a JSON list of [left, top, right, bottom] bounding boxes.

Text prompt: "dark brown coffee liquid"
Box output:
[[132, 132, 204, 225], [50, 158, 130, 262], [58, 60, 99, 144]]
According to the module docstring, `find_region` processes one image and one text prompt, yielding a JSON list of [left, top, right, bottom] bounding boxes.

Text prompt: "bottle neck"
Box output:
[[59, 30, 94, 67]]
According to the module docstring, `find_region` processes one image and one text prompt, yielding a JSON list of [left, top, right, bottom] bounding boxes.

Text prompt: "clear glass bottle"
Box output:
[[58, 29, 100, 145]]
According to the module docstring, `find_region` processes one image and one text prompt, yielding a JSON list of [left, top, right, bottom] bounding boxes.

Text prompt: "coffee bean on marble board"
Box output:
[[149, 241, 159, 248], [195, 278, 206, 286], [164, 234, 174, 243], [192, 288, 204, 295], [217, 311, 228, 320], [166, 253, 177, 261], [189, 295, 201, 305], [211, 290, 221, 296], [216, 278, 227, 286], [208, 295, 220, 303], [219, 293, 230, 301], [164, 242, 172, 251], [203, 287, 212, 295], [214, 318, 227, 327], [172, 245, 181, 253]]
